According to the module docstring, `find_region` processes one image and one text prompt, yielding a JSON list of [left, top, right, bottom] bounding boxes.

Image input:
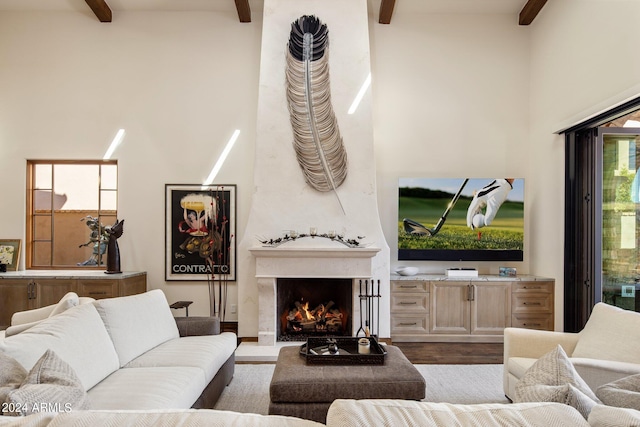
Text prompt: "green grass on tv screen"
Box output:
[[398, 195, 524, 251]]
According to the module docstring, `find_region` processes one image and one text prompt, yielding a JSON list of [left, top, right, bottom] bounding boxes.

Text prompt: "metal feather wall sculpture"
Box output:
[[286, 15, 348, 214]]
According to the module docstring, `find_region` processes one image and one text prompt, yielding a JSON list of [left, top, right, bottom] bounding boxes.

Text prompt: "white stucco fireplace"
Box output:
[[250, 245, 380, 346], [237, 0, 391, 345]]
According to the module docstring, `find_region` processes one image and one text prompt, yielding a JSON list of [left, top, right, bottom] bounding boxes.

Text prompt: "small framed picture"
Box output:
[[499, 267, 517, 277], [0, 239, 21, 271]]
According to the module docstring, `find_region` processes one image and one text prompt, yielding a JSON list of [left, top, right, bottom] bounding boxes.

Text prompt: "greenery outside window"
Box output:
[[26, 160, 118, 269]]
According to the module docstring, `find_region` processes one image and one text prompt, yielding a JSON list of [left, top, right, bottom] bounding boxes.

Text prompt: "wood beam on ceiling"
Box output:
[[519, 0, 547, 25], [235, 0, 251, 23], [85, 0, 112, 22], [379, 0, 396, 24]]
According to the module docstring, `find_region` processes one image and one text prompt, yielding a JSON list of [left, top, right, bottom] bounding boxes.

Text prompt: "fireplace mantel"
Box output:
[[249, 246, 380, 258], [250, 246, 381, 279]]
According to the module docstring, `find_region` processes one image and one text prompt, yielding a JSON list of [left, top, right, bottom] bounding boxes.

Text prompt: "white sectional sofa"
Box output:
[[0, 289, 237, 411], [504, 302, 640, 399], [1, 399, 639, 427]]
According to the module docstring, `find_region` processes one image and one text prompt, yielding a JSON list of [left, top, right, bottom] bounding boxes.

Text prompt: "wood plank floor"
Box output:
[[392, 342, 504, 365]]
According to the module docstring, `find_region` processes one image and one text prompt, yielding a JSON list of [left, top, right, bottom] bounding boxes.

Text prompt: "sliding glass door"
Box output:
[[599, 128, 640, 313], [564, 104, 640, 332]]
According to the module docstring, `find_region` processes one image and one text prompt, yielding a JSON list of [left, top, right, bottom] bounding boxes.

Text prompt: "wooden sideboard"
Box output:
[[0, 271, 147, 329], [391, 275, 554, 343]]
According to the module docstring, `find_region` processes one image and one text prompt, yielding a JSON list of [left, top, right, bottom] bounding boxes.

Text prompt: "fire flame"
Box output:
[[301, 302, 314, 320]]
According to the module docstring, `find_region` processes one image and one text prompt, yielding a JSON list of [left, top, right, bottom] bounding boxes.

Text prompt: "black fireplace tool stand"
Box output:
[[356, 279, 381, 338]]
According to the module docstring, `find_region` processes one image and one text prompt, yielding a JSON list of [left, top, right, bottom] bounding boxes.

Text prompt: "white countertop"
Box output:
[[390, 274, 553, 281], [0, 270, 146, 280]]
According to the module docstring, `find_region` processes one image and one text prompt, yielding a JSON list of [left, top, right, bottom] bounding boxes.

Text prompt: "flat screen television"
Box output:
[[398, 178, 524, 261]]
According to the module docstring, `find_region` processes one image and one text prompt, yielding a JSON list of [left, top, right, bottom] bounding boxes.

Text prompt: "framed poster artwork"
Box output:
[[165, 184, 236, 281], [0, 239, 21, 271]]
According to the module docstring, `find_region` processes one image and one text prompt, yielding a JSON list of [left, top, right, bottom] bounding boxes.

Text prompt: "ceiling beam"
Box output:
[[84, 0, 112, 22], [519, 0, 547, 25], [379, 0, 396, 24], [235, 0, 251, 23]]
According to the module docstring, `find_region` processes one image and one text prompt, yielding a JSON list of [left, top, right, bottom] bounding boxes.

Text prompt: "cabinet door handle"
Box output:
[[399, 301, 417, 305], [523, 302, 541, 306], [28, 282, 36, 300], [400, 285, 418, 288], [523, 323, 541, 327], [522, 286, 542, 290], [88, 291, 108, 296], [399, 322, 417, 326]]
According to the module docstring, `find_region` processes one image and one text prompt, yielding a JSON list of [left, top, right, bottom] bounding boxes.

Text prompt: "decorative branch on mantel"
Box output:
[[258, 231, 365, 248]]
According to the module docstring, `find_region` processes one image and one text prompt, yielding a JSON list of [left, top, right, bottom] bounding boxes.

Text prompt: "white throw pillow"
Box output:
[[596, 374, 640, 410], [5, 349, 90, 416], [0, 352, 28, 414], [7, 292, 80, 336], [93, 289, 179, 367], [48, 292, 80, 317], [514, 345, 600, 418], [0, 304, 120, 391]]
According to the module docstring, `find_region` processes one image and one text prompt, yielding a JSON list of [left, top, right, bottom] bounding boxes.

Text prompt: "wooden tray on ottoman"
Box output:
[[299, 337, 387, 365]]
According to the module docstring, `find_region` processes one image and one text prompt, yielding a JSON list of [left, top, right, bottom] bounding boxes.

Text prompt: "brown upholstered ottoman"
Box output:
[[269, 344, 426, 423]]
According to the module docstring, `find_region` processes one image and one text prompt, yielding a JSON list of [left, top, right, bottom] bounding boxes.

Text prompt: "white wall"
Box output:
[[369, 10, 530, 275], [0, 8, 263, 320], [526, 0, 640, 330], [2, 1, 639, 333]]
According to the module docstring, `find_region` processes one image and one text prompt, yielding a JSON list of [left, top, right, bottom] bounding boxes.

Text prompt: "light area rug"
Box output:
[[213, 364, 509, 415]]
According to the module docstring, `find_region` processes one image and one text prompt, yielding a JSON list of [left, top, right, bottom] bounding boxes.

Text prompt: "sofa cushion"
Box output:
[[124, 333, 237, 383], [588, 404, 640, 427], [326, 399, 591, 427], [87, 367, 206, 410], [0, 353, 27, 413], [0, 412, 56, 426], [13, 409, 324, 427], [507, 357, 536, 381], [6, 293, 81, 337], [94, 290, 180, 367], [0, 304, 119, 391], [573, 302, 640, 364], [514, 345, 600, 418], [4, 321, 45, 338], [5, 350, 90, 416], [596, 374, 640, 410]]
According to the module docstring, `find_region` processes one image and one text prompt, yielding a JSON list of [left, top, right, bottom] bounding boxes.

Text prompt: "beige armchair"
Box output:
[[504, 302, 640, 400]]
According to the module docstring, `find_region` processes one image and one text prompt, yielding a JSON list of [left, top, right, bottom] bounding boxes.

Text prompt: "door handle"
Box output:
[[467, 284, 475, 301]]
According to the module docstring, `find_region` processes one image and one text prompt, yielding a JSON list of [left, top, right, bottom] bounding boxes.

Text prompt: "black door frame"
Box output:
[[562, 97, 640, 332]]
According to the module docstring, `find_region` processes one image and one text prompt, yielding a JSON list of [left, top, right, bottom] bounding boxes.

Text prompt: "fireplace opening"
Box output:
[[277, 278, 352, 341]]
